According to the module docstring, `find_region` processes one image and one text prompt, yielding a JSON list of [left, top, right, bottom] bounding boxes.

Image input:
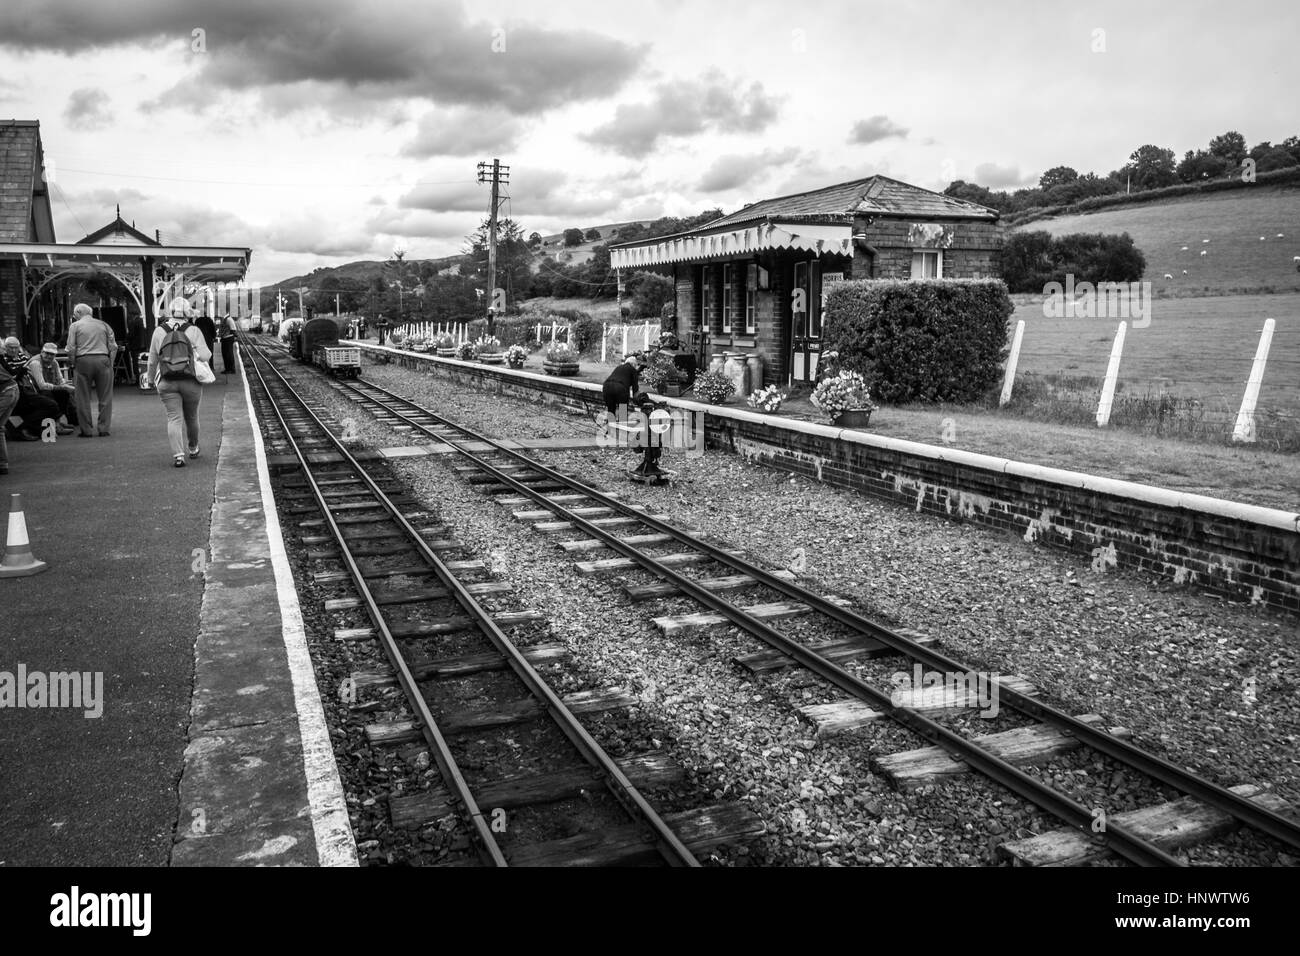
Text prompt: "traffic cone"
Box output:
[[0, 492, 48, 578]]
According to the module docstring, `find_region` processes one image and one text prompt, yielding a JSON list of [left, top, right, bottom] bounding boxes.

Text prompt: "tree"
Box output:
[[1127, 145, 1177, 191], [463, 217, 533, 309], [625, 271, 674, 319], [383, 250, 413, 318], [1282, 136, 1300, 164], [563, 228, 585, 247], [527, 231, 542, 246], [1039, 166, 1079, 189], [584, 227, 602, 241], [1208, 131, 1248, 165], [943, 180, 1010, 212], [1176, 149, 1227, 182], [1255, 146, 1300, 172]]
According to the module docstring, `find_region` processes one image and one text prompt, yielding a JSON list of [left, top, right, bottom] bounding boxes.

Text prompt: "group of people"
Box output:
[[0, 300, 241, 476]]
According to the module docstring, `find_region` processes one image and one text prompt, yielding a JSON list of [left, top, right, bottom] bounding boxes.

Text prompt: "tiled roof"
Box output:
[[0, 120, 40, 242], [703, 175, 998, 230]]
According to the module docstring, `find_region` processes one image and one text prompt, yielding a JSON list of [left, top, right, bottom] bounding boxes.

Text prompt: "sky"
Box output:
[[1, 0, 1296, 285]]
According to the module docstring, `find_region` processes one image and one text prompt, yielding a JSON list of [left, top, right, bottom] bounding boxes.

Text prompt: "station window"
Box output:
[[744, 263, 757, 334], [910, 250, 943, 279], [722, 264, 733, 333], [701, 265, 714, 331]]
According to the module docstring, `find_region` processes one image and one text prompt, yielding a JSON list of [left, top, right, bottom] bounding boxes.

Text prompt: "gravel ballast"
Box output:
[[278, 354, 1300, 866]]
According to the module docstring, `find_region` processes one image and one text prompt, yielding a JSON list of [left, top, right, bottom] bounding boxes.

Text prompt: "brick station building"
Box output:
[[609, 175, 1002, 386]]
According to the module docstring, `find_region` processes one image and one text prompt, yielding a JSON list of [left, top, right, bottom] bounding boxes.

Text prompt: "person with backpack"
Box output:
[[145, 299, 213, 468]]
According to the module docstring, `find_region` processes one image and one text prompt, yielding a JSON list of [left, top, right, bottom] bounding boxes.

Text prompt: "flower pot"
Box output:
[[664, 382, 683, 397], [478, 352, 505, 364], [832, 408, 873, 429], [436, 347, 456, 357], [543, 360, 580, 377]]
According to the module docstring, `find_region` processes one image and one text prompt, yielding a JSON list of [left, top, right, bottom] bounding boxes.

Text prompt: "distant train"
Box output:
[[291, 316, 361, 378]]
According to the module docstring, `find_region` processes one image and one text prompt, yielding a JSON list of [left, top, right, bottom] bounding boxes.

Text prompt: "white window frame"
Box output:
[[910, 250, 943, 279], [744, 270, 756, 334], [721, 264, 733, 333]]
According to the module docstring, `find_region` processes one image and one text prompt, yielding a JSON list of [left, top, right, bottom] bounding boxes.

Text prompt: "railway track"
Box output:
[[241, 339, 765, 866], [293, 351, 1300, 867]]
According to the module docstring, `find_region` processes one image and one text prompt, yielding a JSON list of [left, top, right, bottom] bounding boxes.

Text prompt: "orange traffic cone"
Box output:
[[0, 492, 48, 578]]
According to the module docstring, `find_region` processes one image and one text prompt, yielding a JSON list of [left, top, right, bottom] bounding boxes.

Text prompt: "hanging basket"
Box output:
[[832, 408, 873, 429]]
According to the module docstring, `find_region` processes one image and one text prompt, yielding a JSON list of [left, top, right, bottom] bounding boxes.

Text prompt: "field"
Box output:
[[1009, 292, 1300, 423], [1020, 184, 1300, 296]]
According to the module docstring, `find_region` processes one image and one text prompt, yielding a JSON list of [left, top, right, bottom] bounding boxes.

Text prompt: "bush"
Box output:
[[995, 231, 1145, 292], [694, 369, 735, 405], [541, 309, 603, 352], [625, 271, 674, 320], [822, 279, 1013, 404]]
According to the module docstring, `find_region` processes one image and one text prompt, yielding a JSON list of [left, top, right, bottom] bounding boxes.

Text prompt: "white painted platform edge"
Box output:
[[240, 371, 359, 867], [359, 342, 1300, 533]]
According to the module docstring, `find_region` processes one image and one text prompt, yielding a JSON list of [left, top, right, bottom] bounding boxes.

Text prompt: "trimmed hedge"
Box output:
[[823, 279, 1013, 404]]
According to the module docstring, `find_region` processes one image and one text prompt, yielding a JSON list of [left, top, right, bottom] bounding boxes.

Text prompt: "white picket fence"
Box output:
[[599, 321, 661, 362], [1000, 317, 1280, 441], [395, 321, 472, 343]]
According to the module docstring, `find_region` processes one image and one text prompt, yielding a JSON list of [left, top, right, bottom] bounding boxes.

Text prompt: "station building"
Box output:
[[609, 175, 1003, 385], [0, 119, 253, 352]]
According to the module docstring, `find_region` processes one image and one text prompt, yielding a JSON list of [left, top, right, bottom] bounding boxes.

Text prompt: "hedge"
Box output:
[[822, 279, 1013, 404], [996, 231, 1146, 292]]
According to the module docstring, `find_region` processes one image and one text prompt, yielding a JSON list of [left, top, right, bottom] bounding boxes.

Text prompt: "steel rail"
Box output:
[[335, 379, 1198, 867], [249, 343, 699, 867], [347, 376, 1300, 857]]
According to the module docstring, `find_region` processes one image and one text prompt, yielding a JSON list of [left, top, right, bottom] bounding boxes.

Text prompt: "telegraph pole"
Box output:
[[477, 158, 510, 336]]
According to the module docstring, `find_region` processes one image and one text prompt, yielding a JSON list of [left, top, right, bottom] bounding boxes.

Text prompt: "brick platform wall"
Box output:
[[359, 343, 1300, 617]]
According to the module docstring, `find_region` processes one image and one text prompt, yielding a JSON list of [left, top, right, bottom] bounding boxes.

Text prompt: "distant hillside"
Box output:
[[263, 253, 465, 303], [1012, 185, 1300, 295], [532, 220, 653, 266]]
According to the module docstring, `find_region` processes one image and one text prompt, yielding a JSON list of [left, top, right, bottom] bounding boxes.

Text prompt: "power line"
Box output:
[[53, 166, 475, 189], [51, 181, 86, 235]]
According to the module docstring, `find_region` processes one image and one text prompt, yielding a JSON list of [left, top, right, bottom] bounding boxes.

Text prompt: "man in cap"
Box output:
[[1, 337, 68, 438], [27, 342, 78, 431], [65, 302, 118, 437]]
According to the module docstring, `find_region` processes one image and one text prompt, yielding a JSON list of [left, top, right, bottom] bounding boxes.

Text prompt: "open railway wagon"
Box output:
[[293, 316, 361, 378]]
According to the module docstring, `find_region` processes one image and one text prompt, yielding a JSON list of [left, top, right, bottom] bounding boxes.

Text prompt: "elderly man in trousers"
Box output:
[[65, 302, 118, 437]]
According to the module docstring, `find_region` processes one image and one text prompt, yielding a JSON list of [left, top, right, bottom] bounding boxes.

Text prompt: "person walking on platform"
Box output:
[[0, 360, 20, 475], [601, 352, 643, 414], [219, 313, 239, 376], [146, 299, 212, 468], [194, 311, 217, 362], [65, 302, 118, 437]]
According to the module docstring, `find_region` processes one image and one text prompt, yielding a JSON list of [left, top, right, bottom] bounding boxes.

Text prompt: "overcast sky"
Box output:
[[1, 0, 1295, 284]]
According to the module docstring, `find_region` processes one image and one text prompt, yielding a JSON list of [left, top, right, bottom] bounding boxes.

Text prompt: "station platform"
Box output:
[[0, 369, 355, 866]]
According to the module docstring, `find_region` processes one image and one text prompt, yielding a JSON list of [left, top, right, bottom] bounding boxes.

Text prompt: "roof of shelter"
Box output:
[[78, 206, 160, 246]]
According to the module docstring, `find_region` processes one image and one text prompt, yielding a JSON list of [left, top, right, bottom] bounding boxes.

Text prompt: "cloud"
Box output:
[[848, 115, 908, 145], [0, 0, 645, 118], [401, 107, 525, 158], [698, 148, 799, 193], [584, 70, 781, 157], [265, 214, 377, 257], [63, 88, 113, 130], [398, 166, 628, 220], [973, 161, 1034, 188], [365, 207, 475, 241], [771, 157, 888, 197]]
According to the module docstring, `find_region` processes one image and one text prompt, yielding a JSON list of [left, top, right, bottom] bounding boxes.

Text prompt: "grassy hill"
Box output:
[[1013, 185, 1300, 296], [532, 220, 653, 267]]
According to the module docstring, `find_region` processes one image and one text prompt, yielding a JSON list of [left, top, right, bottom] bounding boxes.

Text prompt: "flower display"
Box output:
[[435, 332, 454, 350], [456, 341, 476, 360], [505, 344, 528, 368], [545, 342, 579, 364], [694, 369, 736, 405], [747, 384, 786, 413], [810, 370, 877, 420], [472, 334, 502, 356]]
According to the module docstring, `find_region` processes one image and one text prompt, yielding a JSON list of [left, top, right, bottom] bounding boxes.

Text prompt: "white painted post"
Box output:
[[1233, 318, 1275, 442], [535, 322, 541, 343], [1000, 319, 1025, 406], [601, 323, 608, 363], [551, 321, 557, 343], [1096, 321, 1127, 427], [621, 326, 628, 356], [643, 321, 650, 350]]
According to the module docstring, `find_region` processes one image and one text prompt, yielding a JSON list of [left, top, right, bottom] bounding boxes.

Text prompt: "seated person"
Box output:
[[26, 343, 78, 430], [1, 337, 68, 438]]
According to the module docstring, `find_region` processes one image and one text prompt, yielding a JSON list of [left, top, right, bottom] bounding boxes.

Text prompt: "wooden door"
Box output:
[[790, 260, 821, 382]]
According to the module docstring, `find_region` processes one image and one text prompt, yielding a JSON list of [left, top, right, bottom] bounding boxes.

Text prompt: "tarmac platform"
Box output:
[[0, 367, 356, 866]]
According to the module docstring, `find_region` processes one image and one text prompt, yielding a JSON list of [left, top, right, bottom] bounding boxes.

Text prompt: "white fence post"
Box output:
[[1000, 319, 1025, 406], [621, 326, 628, 356], [601, 323, 608, 363], [551, 321, 557, 343], [1233, 318, 1275, 442], [1096, 321, 1127, 427]]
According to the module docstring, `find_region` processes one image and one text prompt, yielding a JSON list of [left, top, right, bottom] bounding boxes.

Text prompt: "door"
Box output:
[[790, 260, 821, 382]]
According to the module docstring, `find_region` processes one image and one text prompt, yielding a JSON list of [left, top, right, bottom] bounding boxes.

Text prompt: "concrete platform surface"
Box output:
[[0, 371, 355, 866]]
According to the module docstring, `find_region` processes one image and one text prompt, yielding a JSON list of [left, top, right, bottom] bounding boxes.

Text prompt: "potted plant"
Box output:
[[811, 370, 878, 428], [474, 334, 505, 363], [694, 369, 736, 405], [435, 332, 456, 357], [388, 329, 406, 348], [505, 344, 528, 369], [542, 342, 580, 376], [410, 335, 431, 353], [640, 349, 685, 396], [747, 384, 786, 414], [456, 341, 476, 361]]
